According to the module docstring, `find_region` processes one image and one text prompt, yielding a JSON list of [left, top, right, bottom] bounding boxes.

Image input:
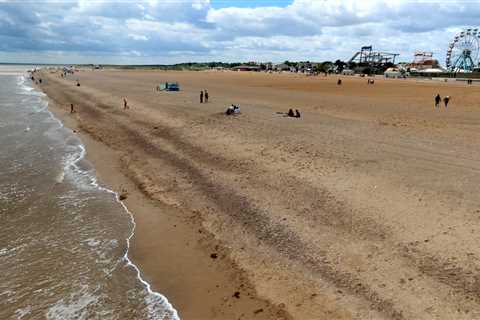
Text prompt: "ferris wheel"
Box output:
[[446, 28, 480, 72]]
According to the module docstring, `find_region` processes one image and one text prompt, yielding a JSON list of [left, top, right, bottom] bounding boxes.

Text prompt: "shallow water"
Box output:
[[0, 66, 178, 319]]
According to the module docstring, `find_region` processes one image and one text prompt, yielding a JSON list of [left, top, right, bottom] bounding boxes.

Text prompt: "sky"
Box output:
[[0, 0, 478, 65]]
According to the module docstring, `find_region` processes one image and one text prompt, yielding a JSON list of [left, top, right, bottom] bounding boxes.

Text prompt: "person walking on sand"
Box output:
[[204, 90, 209, 103], [123, 97, 129, 110], [434, 94, 441, 108], [200, 91, 204, 103], [443, 96, 450, 108], [70, 103, 75, 113]]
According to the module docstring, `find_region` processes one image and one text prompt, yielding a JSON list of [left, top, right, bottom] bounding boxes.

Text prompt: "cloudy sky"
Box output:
[[0, 0, 476, 65]]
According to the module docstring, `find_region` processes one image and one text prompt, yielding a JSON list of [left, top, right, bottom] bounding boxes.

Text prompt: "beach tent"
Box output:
[[159, 82, 180, 91]]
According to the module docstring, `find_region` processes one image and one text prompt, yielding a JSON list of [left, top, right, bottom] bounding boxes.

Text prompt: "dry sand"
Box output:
[[38, 69, 480, 319]]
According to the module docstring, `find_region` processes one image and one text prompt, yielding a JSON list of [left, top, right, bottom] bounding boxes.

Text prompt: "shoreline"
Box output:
[[36, 73, 289, 320], [32, 78, 179, 318]]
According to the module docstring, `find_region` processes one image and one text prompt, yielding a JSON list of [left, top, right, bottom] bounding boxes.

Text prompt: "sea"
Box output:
[[0, 65, 179, 319]]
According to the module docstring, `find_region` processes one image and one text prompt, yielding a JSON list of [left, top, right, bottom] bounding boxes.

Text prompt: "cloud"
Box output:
[[0, 0, 479, 64], [206, 6, 320, 37]]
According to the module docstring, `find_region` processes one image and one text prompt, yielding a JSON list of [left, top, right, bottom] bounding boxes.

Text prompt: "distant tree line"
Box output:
[[81, 59, 396, 74]]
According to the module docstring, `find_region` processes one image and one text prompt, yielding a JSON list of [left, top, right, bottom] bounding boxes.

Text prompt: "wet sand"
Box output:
[[38, 69, 480, 319]]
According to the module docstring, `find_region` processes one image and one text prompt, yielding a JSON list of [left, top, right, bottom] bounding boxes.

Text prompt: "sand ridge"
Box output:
[[39, 69, 480, 319]]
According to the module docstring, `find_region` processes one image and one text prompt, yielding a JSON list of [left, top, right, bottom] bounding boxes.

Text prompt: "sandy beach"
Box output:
[[37, 69, 480, 319]]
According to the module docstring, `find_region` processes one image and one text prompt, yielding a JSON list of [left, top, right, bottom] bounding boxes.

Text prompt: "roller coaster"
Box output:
[[348, 46, 399, 71]]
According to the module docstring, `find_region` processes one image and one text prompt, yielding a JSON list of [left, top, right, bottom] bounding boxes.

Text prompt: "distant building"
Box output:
[[384, 67, 402, 78], [232, 65, 261, 72], [274, 63, 290, 71], [416, 68, 445, 74], [407, 51, 440, 71], [297, 62, 316, 73]]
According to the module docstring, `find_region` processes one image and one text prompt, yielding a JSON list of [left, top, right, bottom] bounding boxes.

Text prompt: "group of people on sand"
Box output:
[[200, 90, 209, 103], [68, 82, 302, 120], [66, 78, 302, 120], [434, 94, 450, 108]]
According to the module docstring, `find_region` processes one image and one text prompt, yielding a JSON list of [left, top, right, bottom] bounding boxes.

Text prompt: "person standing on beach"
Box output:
[[434, 94, 441, 108], [200, 91, 204, 103], [204, 90, 209, 103], [123, 97, 129, 110], [70, 103, 75, 113], [443, 96, 450, 108]]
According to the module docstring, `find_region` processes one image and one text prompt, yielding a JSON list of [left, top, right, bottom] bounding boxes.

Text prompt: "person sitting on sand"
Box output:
[[295, 109, 301, 118], [76, 80, 80, 87], [287, 109, 295, 117], [123, 97, 129, 110], [443, 96, 450, 108], [226, 104, 240, 115], [70, 103, 75, 113], [337, 79, 342, 85], [434, 94, 441, 108]]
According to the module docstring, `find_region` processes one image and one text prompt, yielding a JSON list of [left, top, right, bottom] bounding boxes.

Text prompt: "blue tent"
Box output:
[[159, 82, 180, 91]]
